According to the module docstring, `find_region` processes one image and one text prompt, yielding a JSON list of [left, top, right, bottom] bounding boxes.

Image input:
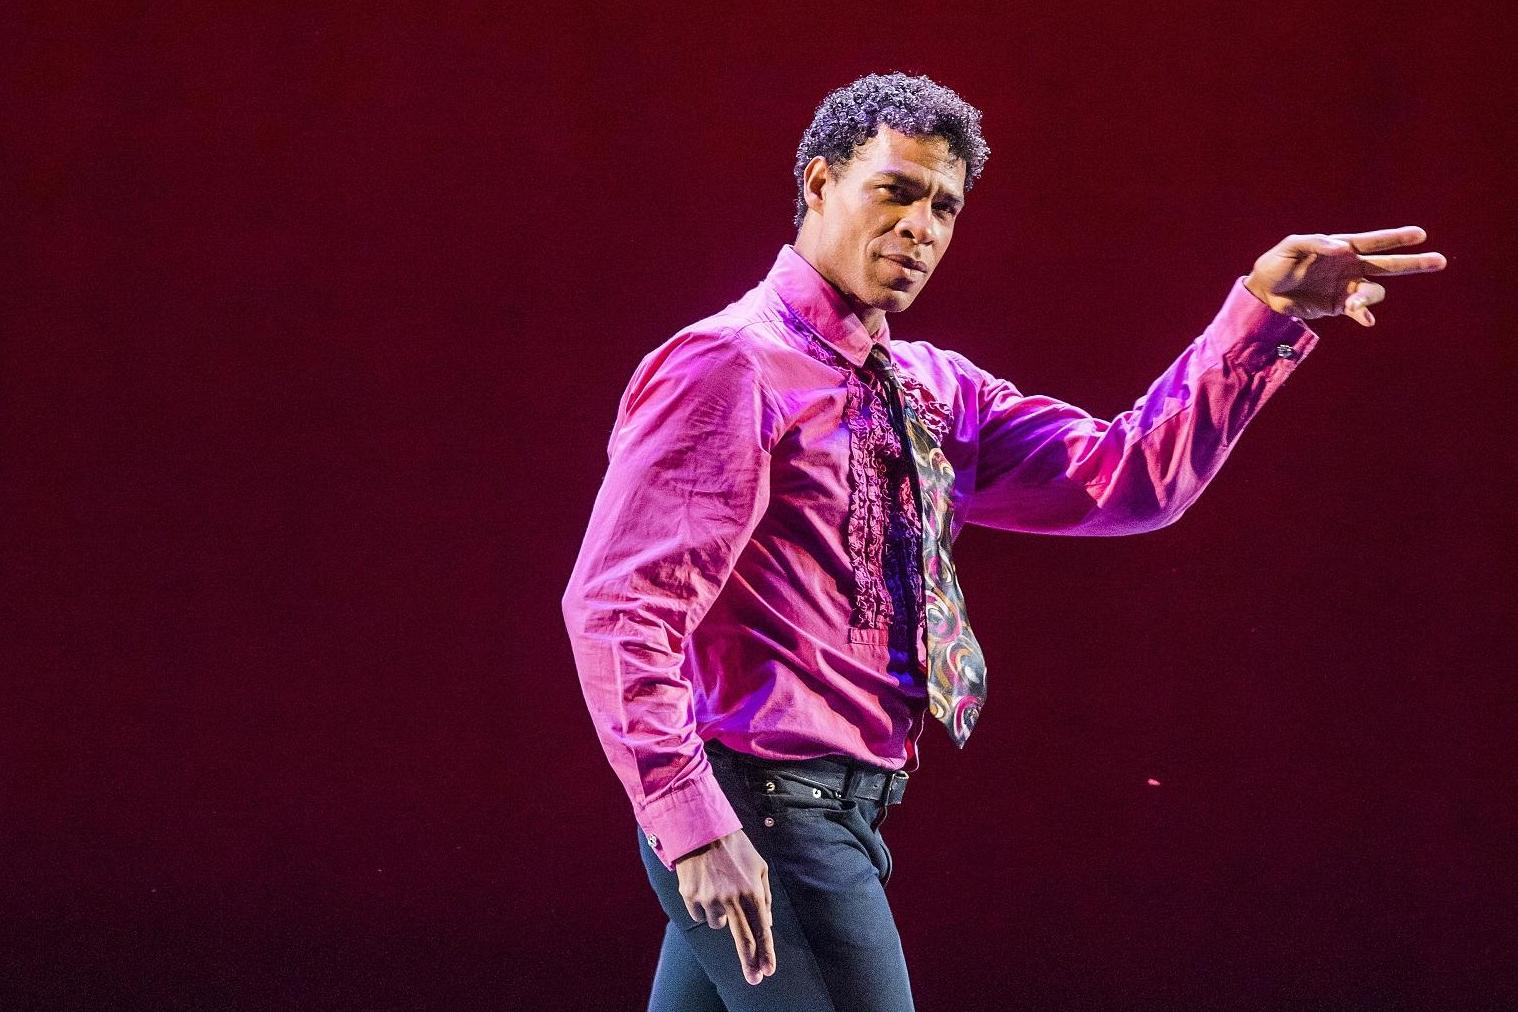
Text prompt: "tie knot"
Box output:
[[865, 342, 896, 381]]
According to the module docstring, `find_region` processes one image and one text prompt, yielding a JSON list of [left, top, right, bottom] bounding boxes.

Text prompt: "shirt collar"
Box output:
[[763, 243, 892, 368]]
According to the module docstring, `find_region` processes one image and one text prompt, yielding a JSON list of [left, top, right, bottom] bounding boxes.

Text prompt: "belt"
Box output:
[[706, 738, 909, 807]]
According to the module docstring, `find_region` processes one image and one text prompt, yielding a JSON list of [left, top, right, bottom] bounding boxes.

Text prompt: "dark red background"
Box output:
[[5, 4, 1515, 1009]]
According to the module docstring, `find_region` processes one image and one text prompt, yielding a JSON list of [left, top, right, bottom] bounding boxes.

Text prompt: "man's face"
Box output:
[[802, 125, 967, 324]]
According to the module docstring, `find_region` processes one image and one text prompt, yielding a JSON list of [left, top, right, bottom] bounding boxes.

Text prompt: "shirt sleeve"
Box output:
[[560, 326, 781, 872], [961, 276, 1320, 535]]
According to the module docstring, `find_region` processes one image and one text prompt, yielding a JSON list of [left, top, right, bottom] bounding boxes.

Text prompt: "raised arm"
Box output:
[[560, 326, 781, 870], [961, 276, 1319, 536], [960, 226, 1445, 536]]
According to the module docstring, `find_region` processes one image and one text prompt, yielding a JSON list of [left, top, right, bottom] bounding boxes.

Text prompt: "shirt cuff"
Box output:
[[1210, 276, 1321, 373], [636, 757, 744, 872]]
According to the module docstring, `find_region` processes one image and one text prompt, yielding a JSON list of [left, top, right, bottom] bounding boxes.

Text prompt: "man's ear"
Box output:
[[802, 155, 830, 216]]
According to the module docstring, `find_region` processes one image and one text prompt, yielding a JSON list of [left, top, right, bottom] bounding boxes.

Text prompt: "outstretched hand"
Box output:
[[1243, 226, 1446, 327]]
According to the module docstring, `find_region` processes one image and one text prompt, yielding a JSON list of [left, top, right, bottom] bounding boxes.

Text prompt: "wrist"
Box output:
[[1242, 273, 1271, 308], [1241, 273, 1301, 319], [675, 838, 718, 865]]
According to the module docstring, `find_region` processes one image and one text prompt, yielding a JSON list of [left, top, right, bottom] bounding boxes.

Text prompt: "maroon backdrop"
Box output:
[[5, 4, 1516, 1009]]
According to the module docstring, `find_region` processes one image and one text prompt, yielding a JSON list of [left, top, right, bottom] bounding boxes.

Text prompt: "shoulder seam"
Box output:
[[683, 324, 783, 452], [705, 322, 785, 450]]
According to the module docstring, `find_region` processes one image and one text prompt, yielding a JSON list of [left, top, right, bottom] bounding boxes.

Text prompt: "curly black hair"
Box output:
[[792, 71, 990, 230]]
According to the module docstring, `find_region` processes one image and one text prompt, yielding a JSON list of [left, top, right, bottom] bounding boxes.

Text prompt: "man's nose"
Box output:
[[896, 202, 938, 246]]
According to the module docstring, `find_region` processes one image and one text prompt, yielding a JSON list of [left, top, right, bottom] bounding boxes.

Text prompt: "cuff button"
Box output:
[[1275, 342, 1298, 360], [645, 832, 659, 848]]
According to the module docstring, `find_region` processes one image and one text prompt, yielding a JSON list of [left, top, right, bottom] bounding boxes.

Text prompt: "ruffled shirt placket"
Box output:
[[779, 302, 927, 670]]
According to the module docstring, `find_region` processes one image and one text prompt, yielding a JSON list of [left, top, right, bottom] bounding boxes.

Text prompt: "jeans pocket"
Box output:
[[750, 769, 854, 820]]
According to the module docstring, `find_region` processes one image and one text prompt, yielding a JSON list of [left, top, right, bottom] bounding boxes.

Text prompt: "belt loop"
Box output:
[[839, 761, 855, 801]]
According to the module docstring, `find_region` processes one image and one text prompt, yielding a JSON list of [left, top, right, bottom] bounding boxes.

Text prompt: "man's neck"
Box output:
[[846, 295, 885, 338], [792, 235, 885, 337]]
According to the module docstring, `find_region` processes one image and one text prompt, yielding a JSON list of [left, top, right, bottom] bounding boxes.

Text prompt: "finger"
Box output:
[[1346, 280, 1387, 309], [1358, 252, 1448, 276], [1290, 234, 1353, 258], [745, 891, 776, 977], [695, 904, 725, 934], [1327, 225, 1427, 253], [752, 904, 777, 977], [1345, 280, 1385, 327], [727, 899, 760, 984]]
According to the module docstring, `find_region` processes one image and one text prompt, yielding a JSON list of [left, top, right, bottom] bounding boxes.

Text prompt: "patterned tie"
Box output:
[[865, 343, 988, 747]]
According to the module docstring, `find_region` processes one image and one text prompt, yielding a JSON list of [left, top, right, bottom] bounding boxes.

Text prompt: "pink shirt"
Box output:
[[561, 243, 1318, 870]]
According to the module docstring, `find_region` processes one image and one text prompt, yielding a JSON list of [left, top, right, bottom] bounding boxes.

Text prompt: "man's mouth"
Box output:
[[882, 254, 928, 274]]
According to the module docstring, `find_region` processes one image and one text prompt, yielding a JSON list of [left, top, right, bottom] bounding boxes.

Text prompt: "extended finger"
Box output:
[[741, 893, 776, 979], [1289, 234, 1353, 257], [1328, 225, 1427, 253], [1358, 252, 1447, 276], [728, 899, 761, 983]]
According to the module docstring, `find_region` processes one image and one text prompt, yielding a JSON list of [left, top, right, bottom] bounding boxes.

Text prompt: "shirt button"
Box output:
[[1275, 342, 1298, 359], [645, 832, 658, 849]]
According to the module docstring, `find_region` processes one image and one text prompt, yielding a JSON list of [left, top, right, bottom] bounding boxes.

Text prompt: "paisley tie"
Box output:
[[865, 343, 988, 747]]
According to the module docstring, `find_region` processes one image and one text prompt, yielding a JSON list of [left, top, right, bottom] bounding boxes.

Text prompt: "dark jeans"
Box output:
[[636, 739, 914, 1012]]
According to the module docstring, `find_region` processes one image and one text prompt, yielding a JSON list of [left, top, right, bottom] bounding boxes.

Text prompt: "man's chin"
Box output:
[[844, 279, 916, 317], [874, 288, 916, 311]]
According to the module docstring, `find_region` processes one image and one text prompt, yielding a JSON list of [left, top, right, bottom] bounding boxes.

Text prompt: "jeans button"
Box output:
[[763, 817, 775, 827]]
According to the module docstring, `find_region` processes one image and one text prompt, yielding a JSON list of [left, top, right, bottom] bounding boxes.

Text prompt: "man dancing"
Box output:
[[560, 71, 1444, 1011]]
